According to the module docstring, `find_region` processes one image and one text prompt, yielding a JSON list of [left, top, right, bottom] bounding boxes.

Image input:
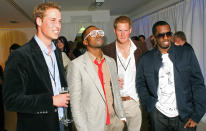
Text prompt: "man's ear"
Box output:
[[36, 17, 43, 27], [152, 35, 156, 40], [152, 35, 158, 43], [83, 39, 88, 46], [129, 27, 132, 34]]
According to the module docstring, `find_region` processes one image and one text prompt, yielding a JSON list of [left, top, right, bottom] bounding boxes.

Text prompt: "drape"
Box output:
[[131, 2, 184, 38], [0, 28, 35, 68], [183, 0, 206, 81]]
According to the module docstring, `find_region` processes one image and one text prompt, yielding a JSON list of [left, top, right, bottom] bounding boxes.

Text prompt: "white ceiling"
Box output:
[[0, 0, 182, 28]]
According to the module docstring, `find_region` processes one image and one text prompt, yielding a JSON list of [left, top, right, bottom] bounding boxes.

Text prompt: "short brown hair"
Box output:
[[33, 2, 61, 28], [113, 16, 132, 29]]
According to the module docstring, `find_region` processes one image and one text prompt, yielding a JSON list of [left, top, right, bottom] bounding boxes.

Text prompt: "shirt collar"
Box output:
[[129, 39, 137, 52], [88, 51, 105, 63], [116, 38, 137, 56], [34, 35, 56, 54]]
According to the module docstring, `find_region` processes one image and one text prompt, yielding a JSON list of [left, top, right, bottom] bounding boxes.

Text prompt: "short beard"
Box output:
[[158, 44, 170, 49], [88, 42, 103, 48]]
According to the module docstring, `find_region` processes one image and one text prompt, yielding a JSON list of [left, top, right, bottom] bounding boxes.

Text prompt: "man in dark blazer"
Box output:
[[3, 2, 69, 131], [102, 16, 148, 131], [136, 21, 206, 131]]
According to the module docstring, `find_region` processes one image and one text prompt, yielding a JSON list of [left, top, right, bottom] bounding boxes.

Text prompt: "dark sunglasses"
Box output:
[[156, 32, 172, 38]]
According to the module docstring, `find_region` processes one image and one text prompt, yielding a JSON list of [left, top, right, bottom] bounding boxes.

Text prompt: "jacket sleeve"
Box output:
[[110, 58, 126, 119], [3, 51, 54, 114], [67, 61, 89, 131], [136, 56, 156, 112], [189, 49, 206, 123]]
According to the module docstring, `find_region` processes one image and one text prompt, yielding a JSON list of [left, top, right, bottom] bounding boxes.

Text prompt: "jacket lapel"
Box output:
[[55, 49, 67, 88], [168, 44, 177, 69], [168, 44, 179, 92], [153, 47, 162, 94], [134, 47, 142, 68], [30, 38, 53, 94], [110, 42, 117, 63], [105, 56, 115, 90], [83, 52, 106, 102]]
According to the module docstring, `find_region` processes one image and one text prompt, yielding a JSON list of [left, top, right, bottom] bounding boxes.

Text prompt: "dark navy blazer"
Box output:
[[136, 43, 206, 123]]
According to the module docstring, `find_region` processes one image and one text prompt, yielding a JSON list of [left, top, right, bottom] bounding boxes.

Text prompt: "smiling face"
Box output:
[[36, 8, 61, 43], [114, 22, 131, 44], [155, 25, 172, 53]]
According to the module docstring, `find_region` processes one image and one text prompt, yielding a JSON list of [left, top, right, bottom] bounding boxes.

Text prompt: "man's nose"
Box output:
[[163, 34, 169, 39], [56, 21, 61, 28]]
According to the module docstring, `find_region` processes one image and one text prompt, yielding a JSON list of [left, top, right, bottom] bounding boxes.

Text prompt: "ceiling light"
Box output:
[[96, 0, 104, 7]]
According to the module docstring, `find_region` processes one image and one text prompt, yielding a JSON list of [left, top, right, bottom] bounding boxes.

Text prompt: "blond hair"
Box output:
[[33, 2, 61, 28]]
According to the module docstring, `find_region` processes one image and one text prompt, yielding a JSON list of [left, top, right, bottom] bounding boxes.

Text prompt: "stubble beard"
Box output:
[[88, 41, 103, 48], [89, 38, 104, 48]]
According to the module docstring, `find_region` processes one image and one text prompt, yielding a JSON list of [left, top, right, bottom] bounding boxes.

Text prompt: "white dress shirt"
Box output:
[[116, 39, 139, 101]]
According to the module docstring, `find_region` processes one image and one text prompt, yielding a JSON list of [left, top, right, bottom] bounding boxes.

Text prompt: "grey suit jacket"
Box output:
[[67, 52, 125, 131]]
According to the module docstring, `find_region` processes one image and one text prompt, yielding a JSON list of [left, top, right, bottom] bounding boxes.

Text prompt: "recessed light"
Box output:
[[10, 20, 19, 24]]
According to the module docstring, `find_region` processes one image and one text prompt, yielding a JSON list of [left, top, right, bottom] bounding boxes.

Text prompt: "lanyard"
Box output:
[[48, 54, 56, 87], [117, 55, 131, 71]]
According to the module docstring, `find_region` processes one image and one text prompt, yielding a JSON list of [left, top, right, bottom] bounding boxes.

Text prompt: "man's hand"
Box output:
[[184, 118, 197, 128], [118, 77, 124, 89], [122, 120, 126, 123], [121, 118, 126, 123], [52, 93, 70, 107]]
